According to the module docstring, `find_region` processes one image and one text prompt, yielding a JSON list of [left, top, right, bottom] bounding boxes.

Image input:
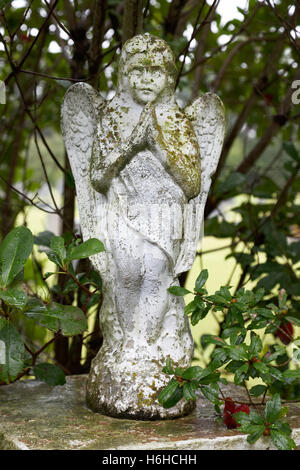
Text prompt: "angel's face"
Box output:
[[126, 53, 169, 105]]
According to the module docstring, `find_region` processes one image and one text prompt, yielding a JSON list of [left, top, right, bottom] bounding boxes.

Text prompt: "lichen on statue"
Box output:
[[90, 33, 201, 201]]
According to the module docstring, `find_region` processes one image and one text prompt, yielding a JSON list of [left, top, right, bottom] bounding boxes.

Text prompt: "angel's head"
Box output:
[[118, 33, 177, 105]]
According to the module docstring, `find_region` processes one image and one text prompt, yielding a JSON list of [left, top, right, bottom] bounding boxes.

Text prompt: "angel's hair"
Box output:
[[117, 33, 178, 91]]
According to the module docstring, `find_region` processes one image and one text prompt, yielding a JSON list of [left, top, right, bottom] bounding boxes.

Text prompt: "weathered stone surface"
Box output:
[[1, 375, 300, 450], [61, 33, 225, 419]]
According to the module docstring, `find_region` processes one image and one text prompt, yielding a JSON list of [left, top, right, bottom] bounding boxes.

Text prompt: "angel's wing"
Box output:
[[174, 92, 225, 275], [61, 82, 108, 274]]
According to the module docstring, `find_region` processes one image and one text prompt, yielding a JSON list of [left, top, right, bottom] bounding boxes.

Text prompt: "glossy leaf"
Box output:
[[33, 363, 66, 386], [249, 385, 267, 397], [67, 238, 105, 261], [183, 381, 197, 401], [195, 269, 208, 292], [158, 379, 183, 408], [0, 287, 27, 309], [0, 226, 33, 287], [270, 429, 296, 450], [167, 286, 190, 296], [0, 318, 24, 383]]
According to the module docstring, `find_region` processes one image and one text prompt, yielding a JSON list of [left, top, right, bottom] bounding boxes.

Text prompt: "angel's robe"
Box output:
[[91, 94, 201, 272]]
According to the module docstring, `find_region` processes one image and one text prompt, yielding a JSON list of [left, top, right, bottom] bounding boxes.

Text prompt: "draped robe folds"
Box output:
[[86, 93, 201, 418], [91, 93, 201, 279]]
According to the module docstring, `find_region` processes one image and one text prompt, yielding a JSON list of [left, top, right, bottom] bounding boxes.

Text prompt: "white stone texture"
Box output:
[[61, 34, 225, 419]]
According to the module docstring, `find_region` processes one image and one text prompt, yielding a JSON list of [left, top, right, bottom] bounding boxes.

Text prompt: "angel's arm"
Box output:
[[146, 106, 201, 200], [90, 106, 152, 194]]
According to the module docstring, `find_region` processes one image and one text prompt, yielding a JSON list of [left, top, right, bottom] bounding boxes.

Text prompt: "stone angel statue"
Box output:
[[61, 33, 225, 419]]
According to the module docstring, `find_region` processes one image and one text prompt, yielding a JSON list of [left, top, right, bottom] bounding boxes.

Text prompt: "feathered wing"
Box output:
[[61, 82, 108, 273], [174, 92, 225, 275]]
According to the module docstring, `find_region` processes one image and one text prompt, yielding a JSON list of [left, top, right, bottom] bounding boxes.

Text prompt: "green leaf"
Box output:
[[174, 367, 184, 376], [209, 348, 229, 370], [158, 379, 183, 408], [286, 316, 300, 327], [167, 286, 190, 296], [277, 406, 289, 419], [219, 286, 232, 301], [271, 421, 291, 434], [270, 429, 296, 450], [206, 294, 229, 306], [0, 318, 24, 383], [191, 306, 210, 325], [249, 410, 265, 425], [200, 334, 213, 350], [0, 226, 33, 287], [249, 385, 267, 397], [45, 304, 88, 336], [46, 251, 63, 268], [181, 366, 203, 380], [246, 426, 266, 445], [201, 335, 226, 347], [250, 308, 274, 320], [25, 303, 88, 336], [234, 363, 249, 385], [235, 410, 264, 430], [67, 238, 105, 261], [283, 141, 300, 163], [268, 367, 283, 381], [264, 394, 282, 424], [90, 270, 102, 291], [198, 371, 220, 385], [184, 300, 198, 315], [228, 345, 249, 362], [249, 332, 262, 357], [23, 297, 47, 314], [62, 277, 79, 294], [195, 269, 208, 292], [225, 360, 244, 373], [34, 231, 55, 247], [33, 363, 66, 386], [50, 236, 66, 265], [183, 381, 197, 401], [283, 369, 300, 380], [0, 287, 27, 309], [43, 272, 56, 280], [200, 383, 220, 404], [86, 293, 101, 310], [162, 357, 174, 375], [253, 361, 270, 375]]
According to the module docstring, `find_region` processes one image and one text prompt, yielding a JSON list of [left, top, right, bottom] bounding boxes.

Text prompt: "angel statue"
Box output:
[[61, 33, 225, 420]]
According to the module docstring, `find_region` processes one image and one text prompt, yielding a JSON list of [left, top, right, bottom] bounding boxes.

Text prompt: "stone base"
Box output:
[[86, 350, 195, 420], [1, 375, 300, 450]]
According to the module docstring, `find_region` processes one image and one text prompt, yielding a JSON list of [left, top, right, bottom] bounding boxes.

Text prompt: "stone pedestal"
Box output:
[[1, 375, 299, 450]]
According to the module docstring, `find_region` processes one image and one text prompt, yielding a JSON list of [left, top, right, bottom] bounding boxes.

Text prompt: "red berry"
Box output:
[[223, 398, 250, 429], [263, 93, 273, 104], [234, 404, 250, 415], [223, 410, 237, 429], [275, 321, 294, 345], [224, 397, 235, 413]]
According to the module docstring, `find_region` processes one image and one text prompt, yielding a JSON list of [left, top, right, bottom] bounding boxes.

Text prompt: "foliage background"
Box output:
[[0, 0, 299, 377]]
